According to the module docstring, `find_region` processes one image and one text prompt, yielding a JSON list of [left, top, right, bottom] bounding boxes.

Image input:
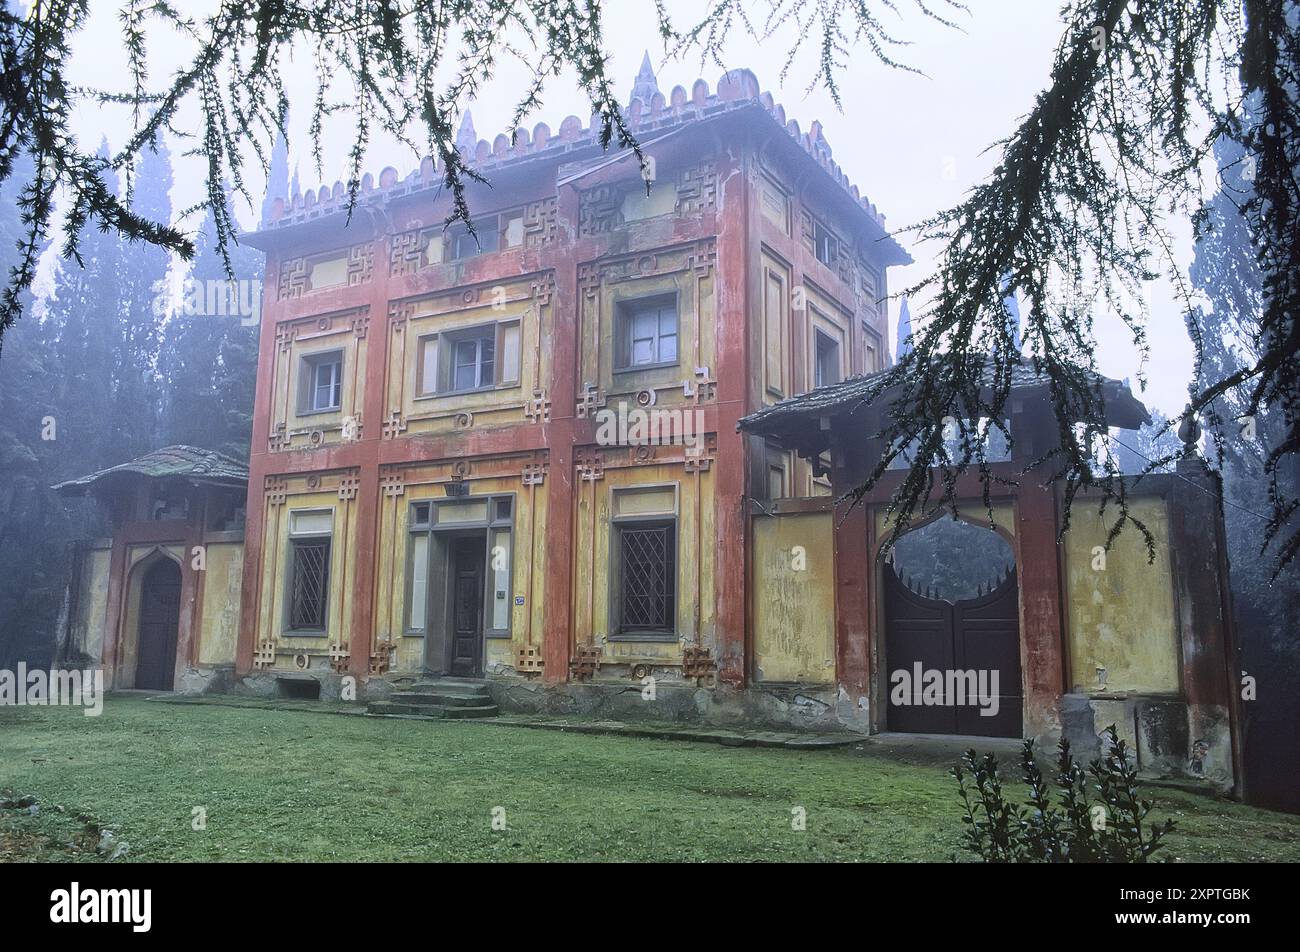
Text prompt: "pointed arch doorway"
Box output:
[[135, 558, 181, 690], [883, 516, 1022, 737]]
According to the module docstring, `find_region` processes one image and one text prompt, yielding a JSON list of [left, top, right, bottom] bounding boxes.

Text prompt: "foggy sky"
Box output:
[[42, 0, 1199, 416]]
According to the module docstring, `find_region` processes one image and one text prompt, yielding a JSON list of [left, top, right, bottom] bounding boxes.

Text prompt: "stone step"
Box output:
[[367, 700, 499, 719], [407, 679, 491, 697], [390, 691, 489, 708]]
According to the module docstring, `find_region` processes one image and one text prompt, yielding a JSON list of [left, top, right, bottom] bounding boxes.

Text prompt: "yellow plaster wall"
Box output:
[[578, 242, 717, 413], [752, 512, 835, 683], [255, 485, 358, 667], [1063, 495, 1181, 695], [71, 545, 111, 663], [268, 308, 368, 452], [198, 541, 243, 666], [374, 466, 548, 674], [571, 459, 716, 668], [389, 273, 554, 438]]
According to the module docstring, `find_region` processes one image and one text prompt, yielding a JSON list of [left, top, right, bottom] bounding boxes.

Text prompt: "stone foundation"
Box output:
[[484, 677, 862, 733], [176, 667, 1231, 788], [1060, 692, 1233, 791]]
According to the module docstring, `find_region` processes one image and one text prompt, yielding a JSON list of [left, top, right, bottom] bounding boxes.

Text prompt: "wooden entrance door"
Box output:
[[883, 562, 1022, 737], [449, 537, 484, 677], [136, 559, 181, 690]]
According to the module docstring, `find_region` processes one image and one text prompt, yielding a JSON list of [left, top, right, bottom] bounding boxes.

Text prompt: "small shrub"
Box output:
[[951, 725, 1175, 863]]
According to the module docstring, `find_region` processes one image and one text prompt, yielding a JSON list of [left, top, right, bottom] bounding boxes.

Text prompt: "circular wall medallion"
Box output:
[[318, 317, 331, 330], [294, 653, 309, 670], [306, 474, 321, 489], [455, 411, 474, 429], [309, 430, 324, 446], [453, 460, 471, 478], [635, 388, 657, 407], [462, 289, 479, 305]]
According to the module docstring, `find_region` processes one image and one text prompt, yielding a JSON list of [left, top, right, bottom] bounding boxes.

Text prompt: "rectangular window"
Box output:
[[287, 509, 332, 632], [615, 521, 676, 634], [419, 322, 520, 396], [616, 296, 678, 370], [299, 351, 343, 414], [813, 220, 838, 267], [439, 327, 495, 393], [863, 324, 882, 373], [489, 527, 512, 631], [442, 210, 525, 262], [765, 443, 788, 501], [417, 336, 438, 396], [768, 465, 786, 501], [763, 262, 788, 397], [814, 329, 841, 388], [407, 534, 429, 631], [447, 218, 500, 260], [497, 321, 521, 385]]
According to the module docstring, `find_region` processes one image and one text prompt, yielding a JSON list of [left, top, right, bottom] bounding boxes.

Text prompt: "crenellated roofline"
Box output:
[[246, 67, 909, 266]]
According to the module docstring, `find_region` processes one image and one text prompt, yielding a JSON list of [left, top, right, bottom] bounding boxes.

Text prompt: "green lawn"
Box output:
[[1, 697, 1297, 862]]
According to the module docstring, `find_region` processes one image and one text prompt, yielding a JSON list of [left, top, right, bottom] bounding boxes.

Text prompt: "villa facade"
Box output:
[[57, 60, 1241, 792]]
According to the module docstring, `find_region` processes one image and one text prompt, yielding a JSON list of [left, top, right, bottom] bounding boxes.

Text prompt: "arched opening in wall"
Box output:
[[882, 516, 1022, 737], [135, 558, 181, 691]]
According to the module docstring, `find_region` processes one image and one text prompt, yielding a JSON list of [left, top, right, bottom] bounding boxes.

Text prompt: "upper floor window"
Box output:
[[299, 351, 343, 414], [863, 324, 882, 373], [417, 321, 521, 396], [814, 328, 841, 388], [451, 330, 495, 391], [615, 295, 678, 371], [443, 211, 525, 262], [812, 219, 840, 268]]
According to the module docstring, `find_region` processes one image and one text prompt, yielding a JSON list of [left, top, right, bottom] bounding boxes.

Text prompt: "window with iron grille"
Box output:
[[615, 521, 676, 634], [289, 538, 330, 630]]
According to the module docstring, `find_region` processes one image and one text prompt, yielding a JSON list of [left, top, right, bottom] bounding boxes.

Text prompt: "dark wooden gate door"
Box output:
[[136, 559, 181, 691], [883, 563, 1022, 737], [449, 537, 484, 677]]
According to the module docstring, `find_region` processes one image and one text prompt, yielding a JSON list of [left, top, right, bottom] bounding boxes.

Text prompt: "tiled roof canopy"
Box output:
[[53, 445, 248, 495], [253, 64, 904, 262], [738, 358, 1151, 458]]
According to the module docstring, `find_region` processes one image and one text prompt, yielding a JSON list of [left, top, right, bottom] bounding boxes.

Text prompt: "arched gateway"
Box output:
[[883, 517, 1021, 737]]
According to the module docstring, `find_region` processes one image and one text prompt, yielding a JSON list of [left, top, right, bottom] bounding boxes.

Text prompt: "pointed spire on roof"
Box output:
[[456, 111, 477, 154], [895, 296, 913, 362], [630, 51, 660, 106], [261, 122, 290, 225]]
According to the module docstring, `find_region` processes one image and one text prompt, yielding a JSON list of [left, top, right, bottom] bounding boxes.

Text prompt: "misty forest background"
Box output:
[[0, 113, 1295, 808], [0, 139, 270, 668]]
